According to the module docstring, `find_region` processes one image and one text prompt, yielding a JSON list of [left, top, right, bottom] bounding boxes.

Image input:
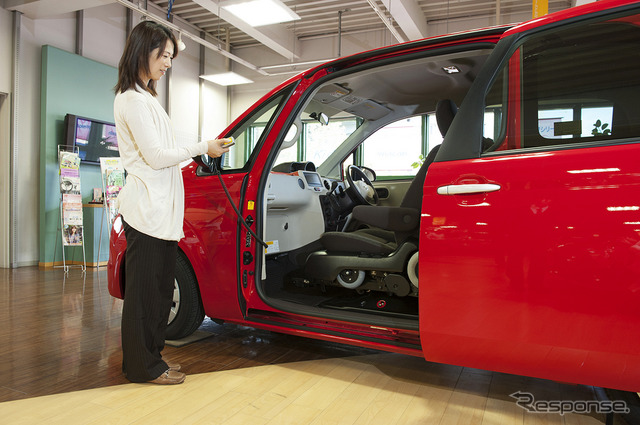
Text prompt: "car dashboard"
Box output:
[[265, 167, 350, 255]]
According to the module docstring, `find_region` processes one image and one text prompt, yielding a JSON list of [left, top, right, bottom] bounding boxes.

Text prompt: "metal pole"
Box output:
[[10, 10, 21, 268], [338, 10, 343, 57], [76, 10, 84, 56]]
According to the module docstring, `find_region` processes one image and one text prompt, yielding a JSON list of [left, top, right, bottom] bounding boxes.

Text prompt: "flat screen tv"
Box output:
[[64, 114, 119, 164]]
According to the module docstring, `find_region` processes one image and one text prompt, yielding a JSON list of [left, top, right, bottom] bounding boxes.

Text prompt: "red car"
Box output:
[[109, 0, 640, 399]]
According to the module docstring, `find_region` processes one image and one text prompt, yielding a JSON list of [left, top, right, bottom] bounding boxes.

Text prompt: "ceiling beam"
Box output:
[[365, 0, 406, 43], [380, 0, 427, 41], [191, 0, 299, 60], [114, 0, 269, 76]]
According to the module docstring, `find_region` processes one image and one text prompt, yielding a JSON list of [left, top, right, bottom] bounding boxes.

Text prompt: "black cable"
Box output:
[[210, 158, 268, 248]]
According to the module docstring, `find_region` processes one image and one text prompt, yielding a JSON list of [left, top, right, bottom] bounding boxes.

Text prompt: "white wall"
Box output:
[[1, 2, 230, 267], [0, 7, 11, 268], [0, 7, 11, 92], [13, 11, 76, 266], [171, 35, 203, 144], [82, 3, 127, 68]]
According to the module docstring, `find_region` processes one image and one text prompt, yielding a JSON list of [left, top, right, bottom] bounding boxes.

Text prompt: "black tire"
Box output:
[[165, 253, 205, 340], [603, 388, 640, 425]]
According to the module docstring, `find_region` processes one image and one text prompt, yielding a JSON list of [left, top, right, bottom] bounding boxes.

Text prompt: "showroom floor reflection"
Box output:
[[0, 267, 612, 424]]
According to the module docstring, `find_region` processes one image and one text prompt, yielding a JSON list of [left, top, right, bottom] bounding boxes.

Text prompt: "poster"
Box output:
[[59, 150, 84, 246], [100, 157, 125, 225]]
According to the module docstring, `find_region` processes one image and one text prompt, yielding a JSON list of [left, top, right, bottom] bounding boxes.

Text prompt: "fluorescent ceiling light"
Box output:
[[200, 72, 254, 86], [222, 0, 300, 27]]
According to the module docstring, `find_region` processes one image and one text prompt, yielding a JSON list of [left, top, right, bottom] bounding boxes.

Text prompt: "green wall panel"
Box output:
[[40, 45, 117, 265]]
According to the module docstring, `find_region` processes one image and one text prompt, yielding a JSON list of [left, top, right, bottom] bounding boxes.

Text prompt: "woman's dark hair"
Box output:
[[114, 20, 178, 96]]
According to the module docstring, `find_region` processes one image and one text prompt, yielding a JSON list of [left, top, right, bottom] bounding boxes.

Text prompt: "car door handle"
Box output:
[[437, 183, 501, 195]]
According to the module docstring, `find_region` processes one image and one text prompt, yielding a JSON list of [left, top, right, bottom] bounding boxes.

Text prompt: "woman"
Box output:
[[113, 20, 230, 385]]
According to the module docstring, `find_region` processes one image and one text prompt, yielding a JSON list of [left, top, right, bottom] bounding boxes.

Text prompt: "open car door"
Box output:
[[418, 3, 640, 392]]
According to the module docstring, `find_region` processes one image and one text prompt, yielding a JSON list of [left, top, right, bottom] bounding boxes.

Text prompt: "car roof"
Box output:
[[278, 0, 638, 88]]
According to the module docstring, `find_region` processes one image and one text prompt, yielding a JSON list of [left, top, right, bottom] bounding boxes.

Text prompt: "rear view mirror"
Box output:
[[310, 112, 329, 126]]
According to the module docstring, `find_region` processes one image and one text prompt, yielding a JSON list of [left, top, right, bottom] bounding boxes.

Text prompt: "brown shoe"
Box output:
[[149, 370, 186, 385], [166, 361, 181, 372]]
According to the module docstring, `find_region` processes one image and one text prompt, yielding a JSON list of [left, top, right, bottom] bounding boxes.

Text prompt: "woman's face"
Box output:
[[144, 42, 174, 82]]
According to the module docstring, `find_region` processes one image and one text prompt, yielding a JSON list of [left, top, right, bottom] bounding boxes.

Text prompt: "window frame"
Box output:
[[481, 10, 640, 157]]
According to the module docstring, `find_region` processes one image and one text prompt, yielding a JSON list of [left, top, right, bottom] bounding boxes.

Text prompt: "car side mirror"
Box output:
[[193, 154, 219, 174]]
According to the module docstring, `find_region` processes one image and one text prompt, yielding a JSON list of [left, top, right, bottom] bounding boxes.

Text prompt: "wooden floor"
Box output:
[[0, 267, 619, 424]]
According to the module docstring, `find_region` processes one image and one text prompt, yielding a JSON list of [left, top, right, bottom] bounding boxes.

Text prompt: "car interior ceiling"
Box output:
[[305, 48, 493, 122]]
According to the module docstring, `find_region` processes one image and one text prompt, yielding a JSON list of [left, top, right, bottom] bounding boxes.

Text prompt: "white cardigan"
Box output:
[[114, 86, 208, 241]]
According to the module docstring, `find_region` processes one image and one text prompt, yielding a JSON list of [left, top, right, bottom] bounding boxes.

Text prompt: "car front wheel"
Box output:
[[165, 253, 205, 340]]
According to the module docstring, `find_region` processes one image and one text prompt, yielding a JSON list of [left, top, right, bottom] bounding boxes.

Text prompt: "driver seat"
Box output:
[[316, 99, 455, 256], [304, 100, 456, 291]]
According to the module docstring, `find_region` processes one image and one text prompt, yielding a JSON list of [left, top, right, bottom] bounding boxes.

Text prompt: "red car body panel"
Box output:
[[420, 144, 640, 391], [108, 0, 640, 392]]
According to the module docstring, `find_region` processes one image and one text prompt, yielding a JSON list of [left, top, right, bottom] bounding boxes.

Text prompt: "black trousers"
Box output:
[[121, 219, 178, 382]]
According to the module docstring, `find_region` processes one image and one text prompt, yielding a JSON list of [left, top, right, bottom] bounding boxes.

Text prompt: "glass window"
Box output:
[[304, 119, 359, 165], [484, 66, 506, 151], [274, 140, 298, 164], [272, 118, 359, 168], [360, 116, 423, 177], [356, 115, 444, 178], [538, 106, 614, 140], [222, 87, 292, 171], [487, 14, 640, 152]]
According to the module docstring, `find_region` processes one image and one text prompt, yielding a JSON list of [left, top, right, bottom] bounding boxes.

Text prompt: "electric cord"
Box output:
[[209, 158, 268, 248]]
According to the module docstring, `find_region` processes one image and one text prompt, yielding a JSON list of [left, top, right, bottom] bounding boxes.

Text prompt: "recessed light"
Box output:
[[222, 0, 300, 27], [200, 72, 254, 86]]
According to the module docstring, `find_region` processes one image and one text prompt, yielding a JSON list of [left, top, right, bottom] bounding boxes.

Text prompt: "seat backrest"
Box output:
[[435, 99, 458, 138], [400, 100, 456, 210]]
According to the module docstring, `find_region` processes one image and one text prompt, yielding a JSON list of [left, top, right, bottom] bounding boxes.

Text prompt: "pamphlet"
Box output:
[[100, 157, 125, 225], [59, 150, 83, 246]]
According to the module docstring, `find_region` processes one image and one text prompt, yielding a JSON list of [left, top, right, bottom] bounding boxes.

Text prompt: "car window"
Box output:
[[485, 13, 640, 152], [274, 118, 360, 166], [305, 119, 359, 164], [222, 87, 292, 171], [356, 115, 443, 179]]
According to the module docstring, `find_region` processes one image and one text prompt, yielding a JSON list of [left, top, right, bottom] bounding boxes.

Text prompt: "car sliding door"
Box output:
[[418, 8, 640, 391]]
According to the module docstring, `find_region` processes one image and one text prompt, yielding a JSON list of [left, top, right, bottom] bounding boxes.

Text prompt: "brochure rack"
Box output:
[[97, 157, 125, 268], [55, 145, 86, 274]]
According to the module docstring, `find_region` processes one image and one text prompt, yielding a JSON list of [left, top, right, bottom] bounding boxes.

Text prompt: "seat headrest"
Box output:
[[435, 99, 458, 137]]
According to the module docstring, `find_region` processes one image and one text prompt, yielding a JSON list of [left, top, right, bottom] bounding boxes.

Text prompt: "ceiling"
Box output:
[[150, 0, 573, 58], [3, 0, 574, 73]]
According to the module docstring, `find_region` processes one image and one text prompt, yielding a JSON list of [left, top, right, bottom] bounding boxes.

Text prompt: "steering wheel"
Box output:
[[346, 165, 379, 206]]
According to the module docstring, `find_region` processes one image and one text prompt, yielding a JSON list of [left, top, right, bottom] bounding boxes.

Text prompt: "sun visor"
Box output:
[[315, 83, 352, 104], [313, 83, 392, 120], [345, 99, 392, 121]]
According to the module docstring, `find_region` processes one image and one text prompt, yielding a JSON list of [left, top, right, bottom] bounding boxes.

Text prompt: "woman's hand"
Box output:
[[206, 138, 232, 158]]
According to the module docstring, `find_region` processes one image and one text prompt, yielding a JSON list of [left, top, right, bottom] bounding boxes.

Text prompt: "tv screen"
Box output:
[[64, 114, 119, 164]]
